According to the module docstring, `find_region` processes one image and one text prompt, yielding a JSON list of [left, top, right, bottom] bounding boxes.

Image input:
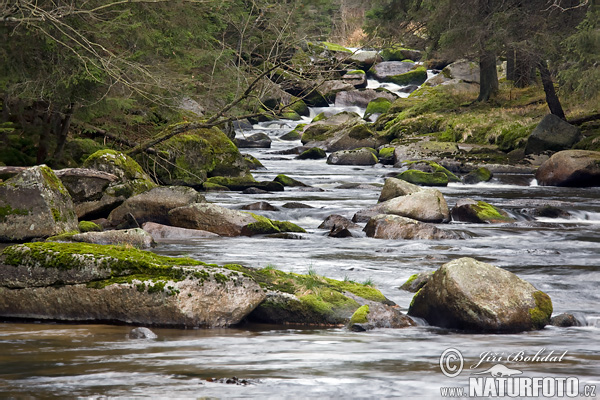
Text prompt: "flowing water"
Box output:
[[1, 87, 600, 398]]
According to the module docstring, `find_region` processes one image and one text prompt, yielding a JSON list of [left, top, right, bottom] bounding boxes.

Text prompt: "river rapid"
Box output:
[[1, 88, 600, 399]]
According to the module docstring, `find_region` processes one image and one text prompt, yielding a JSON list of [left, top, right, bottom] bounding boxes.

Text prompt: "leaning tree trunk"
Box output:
[[538, 59, 566, 120], [477, 50, 499, 102]]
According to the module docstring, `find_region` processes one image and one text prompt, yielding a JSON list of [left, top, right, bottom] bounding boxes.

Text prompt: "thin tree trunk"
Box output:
[[477, 50, 498, 102], [36, 110, 53, 164], [538, 59, 566, 120], [51, 103, 75, 162]]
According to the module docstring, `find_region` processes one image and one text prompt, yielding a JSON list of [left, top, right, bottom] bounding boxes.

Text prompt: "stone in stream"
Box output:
[[396, 170, 449, 187], [462, 167, 493, 184], [234, 132, 272, 149], [451, 199, 516, 224], [334, 89, 397, 109], [550, 313, 583, 327], [129, 327, 157, 339], [364, 215, 461, 240], [241, 201, 280, 211], [378, 177, 422, 203], [318, 214, 359, 230], [48, 228, 156, 249], [399, 272, 433, 293], [534, 150, 600, 187], [0, 242, 266, 328], [326, 148, 378, 166], [356, 188, 450, 223], [273, 174, 309, 188], [408, 257, 553, 333], [142, 222, 219, 241], [296, 147, 327, 160], [0, 165, 78, 241]]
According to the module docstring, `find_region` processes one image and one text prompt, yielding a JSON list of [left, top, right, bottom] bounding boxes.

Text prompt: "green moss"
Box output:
[[529, 291, 553, 329], [311, 112, 326, 123], [496, 123, 536, 152], [301, 124, 334, 143], [39, 165, 70, 196], [297, 147, 326, 160], [243, 154, 264, 170], [84, 149, 149, 181], [272, 221, 306, 233], [380, 45, 417, 61], [281, 111, 302, 121], [273, 174, 307, 187], [284, 97, 309, 117], [349, 305, 370, 324], [403, 274, 419, 287], [320, 42, 352, 53], [205, 175, 256, 188], [402, 160, 460, 182], [397, 170, 448, 186], [386, 67, 427, 86], [466, 167, 493, 183], [346, 69, 365, 75], [365, 98, 392, 120], [323, 278, 387, 302], [378, 147, 395, 159], [46, 231, 79, 242], [0, 204, 30, 222], [471, 201, 514, 223], [79, 221, 103, 233], [202, 182, 230, 191]]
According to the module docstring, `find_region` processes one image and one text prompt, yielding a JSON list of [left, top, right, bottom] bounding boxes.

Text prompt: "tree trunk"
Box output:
[[538, 59, 566, 120], [36, 110, 53, 164], [477, 50, 498, 102], [51, 103, 75, 163]]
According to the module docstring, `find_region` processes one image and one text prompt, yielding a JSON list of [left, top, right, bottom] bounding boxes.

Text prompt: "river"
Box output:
[[1, 82, 599, 398]]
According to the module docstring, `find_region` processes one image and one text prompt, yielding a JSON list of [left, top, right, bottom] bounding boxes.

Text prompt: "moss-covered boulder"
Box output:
[[380, 46, 422, 62], [297, 147, 327, 160], [78, 221, 103, 233], [400, 160, 461, 182], [408, 257, 552, 332], [377, 147, 396, 165], [334, 89, 397, 109], [327, 148, 379, 165], [386, 67, 428, 86], [399, 272, 433, 292], [396, 170, 449, 187], [83, 149, 153, 183], [168, 203, 305, 237], [451, 199, 516, 224], [204, 176, 283, 192], [364, 98, 392, 121], [535, 150, 600, 187], [140, 127, 250, 188], [364, 214, 461, 240], [369, 61, 415, 81], [273, 174, 309, 188], [281, 124, 305, 141], [0, 242, 265, 328], [348, 303, 415, 332], [106, 186, 205, 228], [462, 167, 493, 184], [0, 165, 78, 241]]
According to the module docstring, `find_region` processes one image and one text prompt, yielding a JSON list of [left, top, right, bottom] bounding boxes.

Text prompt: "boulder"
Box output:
[[396, 170, 449, 186], [378, 177, 422, 203], [54, 168, 118, 203], [83, 149, 154, 183], [399, 272, 433, 292], [327, 148, 378, 165], [399, 160, 461, 182], [297, 147, 327, 160], [0, 242, 265, 328], [551, 313, 583, 327], [204, 176, 283, 192], [347, 303, 414, 331], [318, 214, 359, 230], [342, 70, 368, 89], [377, 147, 396, 165], [394, 140, 460, 162], [320, 80, 356, 102], [106, 186, 205, 228], [451, 199, 516, 224], [462, 167, 493, 184], [139, 127, 250, 187], [348, 51, 382, 70], [408, 257, 553, 332], [364, 98, 392, 122], [524, 114, 582, 155], [380, 46, 422, 62], [273, 174, 309, 187], [50, 228, 156, 249], [369, 61, 415, 80], [378, 189, 450, 223], [129, 327, 157, 339], [241, 201, 280, 211], [440, 60, 480, 83], [334, 89, 397, 109], [0, 165, 78, 241], [235, 132, 272, 149], [534, 150, 600, 187], [142, 222, 219, 241], [0, 166, 28, 180], [364, 215, 461, 240]]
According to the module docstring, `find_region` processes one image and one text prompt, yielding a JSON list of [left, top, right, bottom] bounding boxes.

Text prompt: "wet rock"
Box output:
[[328, 226, 354, 238], [399, 160, 461, 182], [408, 257, 553, 332], [0, 165, 78, 241], [297, 147, 327, 160], [168, 203, 256, 236], [348, 51, 382, 70], [205, 177, 284, 192], [551, 313, 583, 327], [265, 232, 304, 240], [235, 132, 272, 149], [129, 327, 157, 339], [334, 89, 397, 109], [50, 228, 156, 249], [462, 167, 493, 184], [242, 154, 265, 170], [525, 114, 582, 155], [241, 201, 280, 211], [320, 80, 356, 102], [273, 174, 309, 187], [396, 170, 449, 187], [535, 150, 600, 187], [347, 303, 414, 332], [282, 202, 314, 209], [374, 189, 450, 223], [451, 199, 516, 224], [380, 46, 422, 62], [241, 187, 268, 194], [342, 70, 368, 89], [378, 177, 422, 203], [369, 61, 415, 80], [55, 168, 119, 203], [319, 215, 359, 230], [0, 242, 266, 327], [232, 119, 254, 131], [327, 148, 378, 166], [364, 215, 461, 240], [399, 272, 433, 292], [393, 140, 460, 162], [532, 205, 571, 219], [106, 186, 205, 228], [142, 222, 219, 240]]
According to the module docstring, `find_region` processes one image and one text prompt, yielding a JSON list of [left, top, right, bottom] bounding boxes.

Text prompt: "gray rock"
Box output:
[[327, 148, 378, 165], [408, 257, 553, 332], [107, 186, 205, 228], [342, 71, 368, 89], [364, 215, 461, 240], [235, 132, 272, 149], [54, 228, 156, 249], [54, 168, 119, 203], [451, 199, 516, 224], [378, 177, 422, 203], [334, 89, 397, 109], [142, 222, 219, 241], [168, 203, 256, 237], [348, 303, 414, 332], [525, 114, 582, 155], [129, 327, 157, 339], [535, 150, 600, 187], [348, 51, 382, 70], [370, 61, 415, 81], [318, 214, 359, 230], [399, 272, 433, 292], [550, 313, 583, 327], [376, 189, 450, 223], [440, 59, 480, 83], [241, 201, 280, 211], [0, 165, 78, 241]]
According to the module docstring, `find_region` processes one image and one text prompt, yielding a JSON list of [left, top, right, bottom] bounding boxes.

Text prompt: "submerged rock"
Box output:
[[408, 257, 553, 333], [535, 150, 600, 187], [364, 214, 460, 240], [0, 165, 78, 241], [0, 242, 266, 327]]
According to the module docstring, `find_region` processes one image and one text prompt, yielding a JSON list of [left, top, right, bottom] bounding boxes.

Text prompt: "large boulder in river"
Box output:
[[525, 114, 582, 155], [139, 127, 251, 188], [0, 242, 265, 328], [378, 177, 422, 203], [408, 257, 553, 332], [302, 114, 385, 152], [55, 168, 119, 203], [342, 70, 368, 89], [106, 186, 205, 228], [375, 189, 450, 223], [327, 148, 378, 165], [0, 165, 78, 241], [451, 199, 516, 224], [535, 150, 600, 187], [364, 215, 461, 240]]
